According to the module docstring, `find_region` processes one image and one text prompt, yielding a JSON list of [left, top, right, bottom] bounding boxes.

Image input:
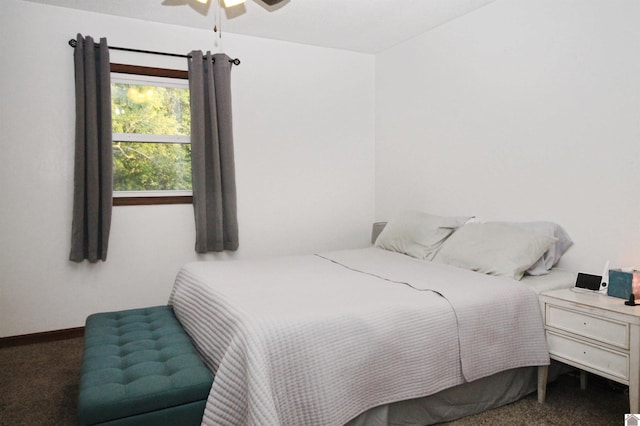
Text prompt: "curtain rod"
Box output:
[[67, 39, 241, 66]]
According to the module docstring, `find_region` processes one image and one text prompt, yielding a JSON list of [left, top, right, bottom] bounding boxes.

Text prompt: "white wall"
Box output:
[[375, 0, 640, 274], [0, 0, 375, 337], [4, 0, 639, 338]]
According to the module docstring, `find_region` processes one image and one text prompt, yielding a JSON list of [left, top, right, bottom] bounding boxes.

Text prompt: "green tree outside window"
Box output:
[[111, 81, 192, 192]]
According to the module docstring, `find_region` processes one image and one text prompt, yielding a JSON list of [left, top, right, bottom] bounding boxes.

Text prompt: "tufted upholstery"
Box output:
[[78, 306, 214, 426]]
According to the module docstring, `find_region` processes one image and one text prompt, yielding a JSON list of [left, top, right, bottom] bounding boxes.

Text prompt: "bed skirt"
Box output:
[[347, 362, 566, 425]]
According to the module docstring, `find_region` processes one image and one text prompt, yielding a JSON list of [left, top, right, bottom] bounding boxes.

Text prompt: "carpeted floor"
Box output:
[[0, 338, 83, 426], [0, 336, 630, 425]]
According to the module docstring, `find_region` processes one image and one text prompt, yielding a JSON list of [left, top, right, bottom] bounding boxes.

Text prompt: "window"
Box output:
[[110, 64, 191, 205]]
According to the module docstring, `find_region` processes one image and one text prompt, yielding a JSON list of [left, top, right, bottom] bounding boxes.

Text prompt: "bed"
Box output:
[[168, 211, 576, 426]]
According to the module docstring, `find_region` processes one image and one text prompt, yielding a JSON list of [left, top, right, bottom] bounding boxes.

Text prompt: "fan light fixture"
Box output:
[[196, 0, 247, 6], [223, 0, 247, 6]]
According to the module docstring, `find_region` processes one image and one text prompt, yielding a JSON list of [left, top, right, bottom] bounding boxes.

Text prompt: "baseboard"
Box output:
[[0, 327, 85, 349]]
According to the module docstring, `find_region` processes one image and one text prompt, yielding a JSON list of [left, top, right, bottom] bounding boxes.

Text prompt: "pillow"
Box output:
[[433, 222, 557, 280], [374, 211, 470, 260], [507, 222, 573, 275]]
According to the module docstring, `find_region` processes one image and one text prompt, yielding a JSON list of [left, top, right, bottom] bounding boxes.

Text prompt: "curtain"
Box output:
[[69, 34, 113, 263], [188, 51, 239, 253]]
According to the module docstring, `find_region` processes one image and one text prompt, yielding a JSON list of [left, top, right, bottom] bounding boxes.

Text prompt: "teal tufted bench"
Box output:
[[78, 305, 214, 426]]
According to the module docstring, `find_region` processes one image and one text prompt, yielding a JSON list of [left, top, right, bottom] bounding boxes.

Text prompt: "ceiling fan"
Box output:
[[197, 0, 287, 8]]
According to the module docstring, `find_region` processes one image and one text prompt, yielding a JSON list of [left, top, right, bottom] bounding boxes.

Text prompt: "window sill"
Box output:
[[113, 195, 192, 206]]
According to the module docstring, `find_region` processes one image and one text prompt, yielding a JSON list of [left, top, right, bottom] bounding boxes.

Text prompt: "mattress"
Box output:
[[169, 247, 574, 426]]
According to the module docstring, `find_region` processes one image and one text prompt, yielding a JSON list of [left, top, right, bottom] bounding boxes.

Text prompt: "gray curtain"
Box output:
[[69, 34, 113, 263], [188, 51, 239, 252]]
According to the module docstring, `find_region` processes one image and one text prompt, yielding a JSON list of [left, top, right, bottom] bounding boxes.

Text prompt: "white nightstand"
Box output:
[[538, 288, 640, 412]]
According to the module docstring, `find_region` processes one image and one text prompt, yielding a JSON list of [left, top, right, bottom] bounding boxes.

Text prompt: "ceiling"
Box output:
[[23, 0, 496, 54]]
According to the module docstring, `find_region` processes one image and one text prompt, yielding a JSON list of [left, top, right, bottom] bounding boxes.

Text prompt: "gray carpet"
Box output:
[[0, 337, 630, 425]]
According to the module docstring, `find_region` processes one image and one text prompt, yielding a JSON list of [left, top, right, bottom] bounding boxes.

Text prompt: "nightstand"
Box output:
[[538, 288, 640, 412]]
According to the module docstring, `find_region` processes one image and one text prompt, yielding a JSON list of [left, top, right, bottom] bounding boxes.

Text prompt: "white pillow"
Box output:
[[375, 211, 469, 260], [433, 222, 557, 280], [509, 222, 573, 275]]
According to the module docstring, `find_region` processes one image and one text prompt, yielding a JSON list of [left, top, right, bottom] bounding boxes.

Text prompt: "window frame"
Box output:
[[110, 63, 192, 206]]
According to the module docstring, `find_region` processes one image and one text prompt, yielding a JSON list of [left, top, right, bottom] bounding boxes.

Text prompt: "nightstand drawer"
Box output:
[[547, 331, 629, 381], [546, 305, 629, 350]]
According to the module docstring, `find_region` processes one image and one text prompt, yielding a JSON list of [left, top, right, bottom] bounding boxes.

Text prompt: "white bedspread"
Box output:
[[169, 248, 549, 426]]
